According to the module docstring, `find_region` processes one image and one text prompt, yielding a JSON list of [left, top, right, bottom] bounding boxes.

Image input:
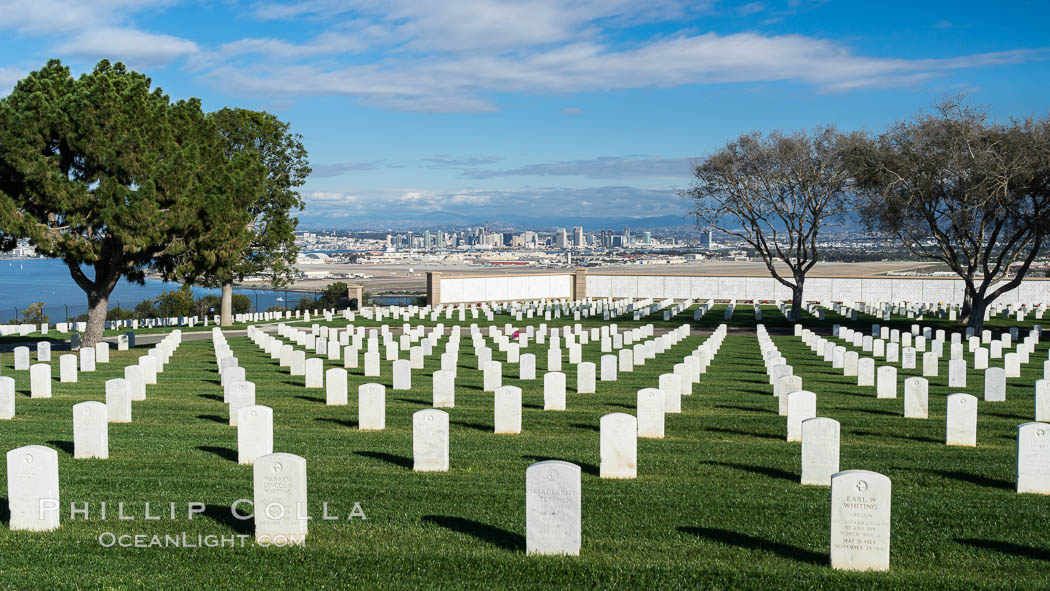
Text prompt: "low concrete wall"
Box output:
[[585, 274, 1050, 305], [430, 271, 575, 304], [426, 269, 1050, 306]]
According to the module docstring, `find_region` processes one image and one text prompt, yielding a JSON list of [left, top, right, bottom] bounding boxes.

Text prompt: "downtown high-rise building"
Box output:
[[573, 226, 584, 248]]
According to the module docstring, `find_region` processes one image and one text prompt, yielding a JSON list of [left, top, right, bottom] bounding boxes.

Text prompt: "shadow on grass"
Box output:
[[452, 421, 490, 432], [353, 450, 412, 470], [923, 469, 1012, 491], [570, 423, 600, 432], [294, 395, 324, 404], [198, 394, 224, 402], [202, 504, 252, 536], [847, 408, 899, 417], [985, 411, 1031, 421], [196, 446, 237, 462], [0, 498, 8, 525], [852, 430, 939, 444], [701, 461, 796, 482], [283, 380, 303, 387], [398, 398, 430, 405], [197, 414, 228, 424], [315, 417, 358, 429], [715, 404, 774, 415], [204, 379, 221, 386], [955, 538, 1050, 560], [606, 403, 635, 410], [423, 515, 524, 552], [706, 427, 782, 441], [46, 440, 74, 456], [522, 403, 543, 410], [678, 526, 825, 565], [521, 455, 598, 477]]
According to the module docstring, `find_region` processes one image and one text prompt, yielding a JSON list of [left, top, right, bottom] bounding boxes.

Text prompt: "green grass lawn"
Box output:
[[0, 304, 1048, 589]]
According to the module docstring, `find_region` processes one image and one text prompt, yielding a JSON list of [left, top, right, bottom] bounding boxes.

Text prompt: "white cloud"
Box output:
[[463, 156, 695, 179], [0, 66, 27, 97], [0, 0, 168, 35], [53, 27, 199, 68], [253, 0, 715, 53], [298, 184, 686, 222], [220, 31, 369, 60], [205, 30, 1041, 112]]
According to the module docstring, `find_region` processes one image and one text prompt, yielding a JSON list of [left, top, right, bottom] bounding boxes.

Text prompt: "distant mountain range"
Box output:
[[298, 212, 695, 232]]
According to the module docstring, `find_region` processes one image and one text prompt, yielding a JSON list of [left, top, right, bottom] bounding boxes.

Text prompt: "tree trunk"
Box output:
[[967, 296, 987, 332], [83, 289, 109, 348], [790, 276, 805, 322], [221, 281, 234, 327], [959, 291, 973, 326]]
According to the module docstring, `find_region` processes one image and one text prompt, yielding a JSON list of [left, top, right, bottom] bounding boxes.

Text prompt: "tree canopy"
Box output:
[[0, 59, 254, 345], [163, 107, 309, 325], [846, 100, 1050, 329], [683, 127, 855, 317]]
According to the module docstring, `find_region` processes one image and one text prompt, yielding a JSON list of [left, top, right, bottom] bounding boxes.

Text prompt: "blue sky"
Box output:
[[1, 0, 1047, 229]]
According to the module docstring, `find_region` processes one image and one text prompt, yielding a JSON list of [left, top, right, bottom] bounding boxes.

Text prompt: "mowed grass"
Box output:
[[0, 304, 1048, 589]]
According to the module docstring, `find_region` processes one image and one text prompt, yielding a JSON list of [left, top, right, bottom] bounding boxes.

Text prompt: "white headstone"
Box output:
[[1036, 380, 1050, 422], [786, 391, 817, 442], [600, 413, 637, 479], [325, 368, 348, 405], [519, 353, 536, 380], [829, 470, 891, 571], [73, 401, 108, 459], [433, 370, 455, 408], [358, 383, 386, 430], [903, 377, 928, 419], [79, 347, 96, 372], [483, 360, 502, 392], [124, 365, 145, 401], [364, 351, 380, 377], [984, 367, 1006, 402], [801, 417, 839, 486], [1016, 422, 1050, 494], [238, 405, 273, 465], [922, 352, 939, 377], [59, 354, 78, 383], [30, 363, 51, 398], [104, 379, 131, 423], [857, 358, 875, 387], [413, 409, 449, 472], [525, 460, 581, 556], [393, 359, 412, 391], [13, 346, 29, 370], [576, 362, 595, 394], [0, 376, 13, 419], [637, 388, 665, 439], [6, 445, 60, 531], [948, 359, 967, 388], [600, 355, 617, 381], [659, 374, 682, 413], [876, 366, 897, 399], [495, 385, 523, 434], [946, 393, 978, 446], [543, 372, 567, 411], [253, 452, 307, 545]]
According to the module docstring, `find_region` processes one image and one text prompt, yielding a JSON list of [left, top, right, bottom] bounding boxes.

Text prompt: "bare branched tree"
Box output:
[[846, 99, 1049, 330], [682, 127, 855, 319]]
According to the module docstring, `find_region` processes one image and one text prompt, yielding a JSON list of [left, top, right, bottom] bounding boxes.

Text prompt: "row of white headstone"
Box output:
[[757, 325, 891, 571]]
